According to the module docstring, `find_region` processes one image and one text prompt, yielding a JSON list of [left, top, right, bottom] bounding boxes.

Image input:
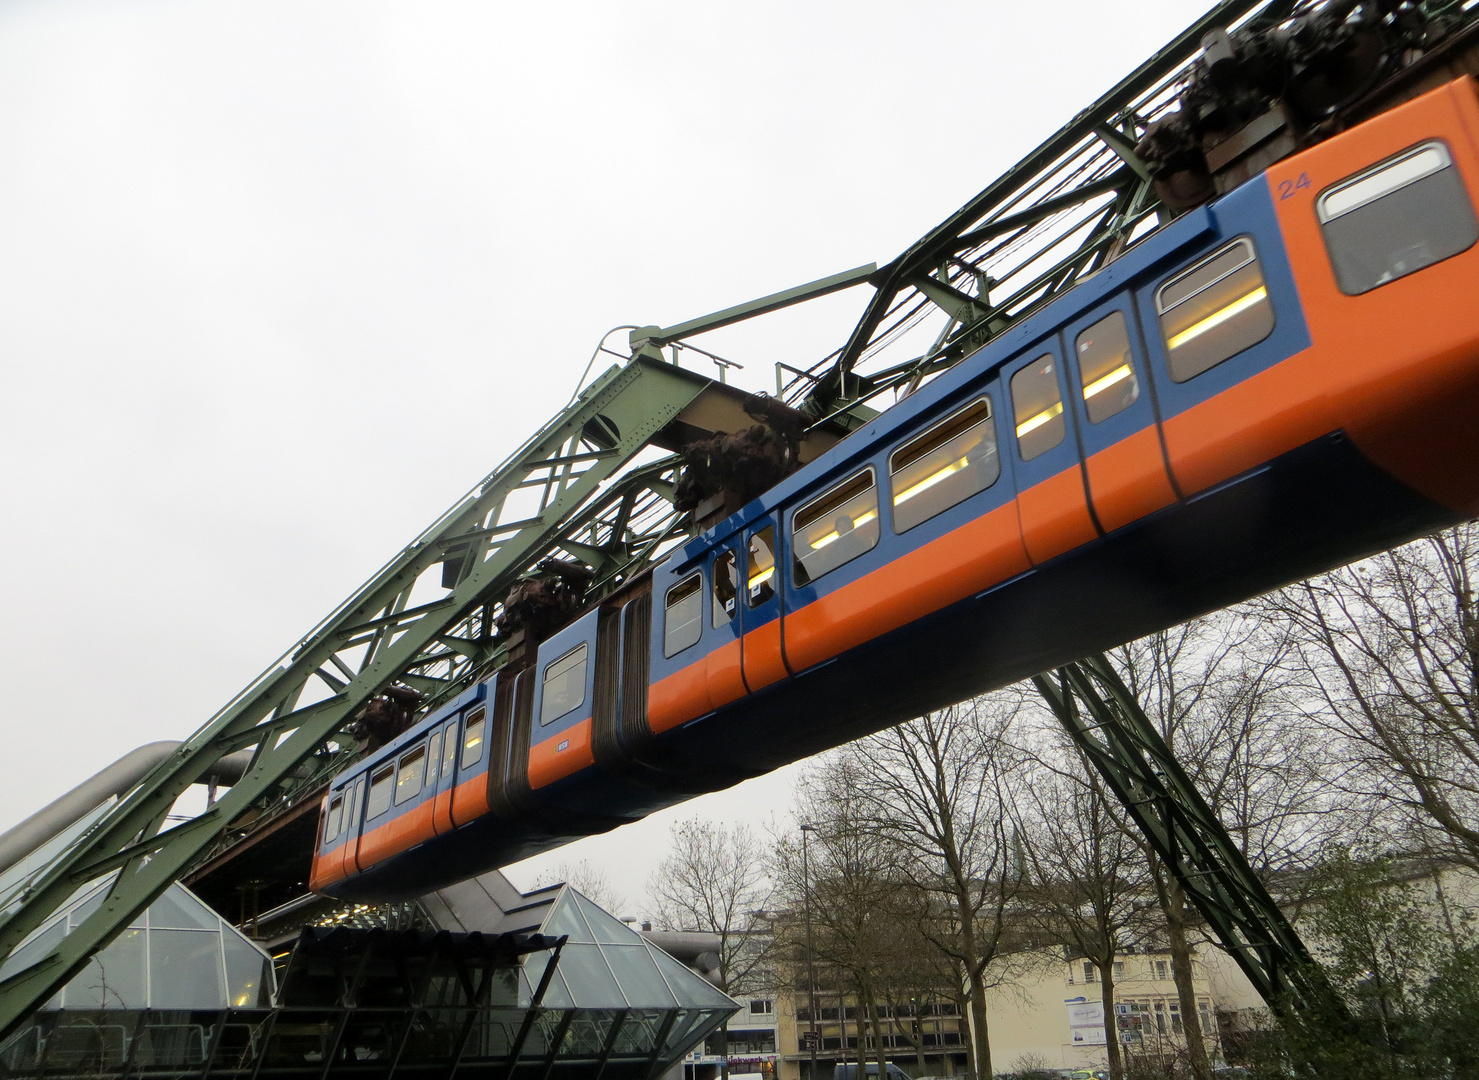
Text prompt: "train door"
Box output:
[[706, 540, 749, 707], [1059, 298, 1178, 533], [450, 701, 490, 825], [739, 518, 790, 691], [1003, 340, 1099, 564], [429, 706, 462, 835], [527, 612, 600, 791], [342, 772, 367, 875]]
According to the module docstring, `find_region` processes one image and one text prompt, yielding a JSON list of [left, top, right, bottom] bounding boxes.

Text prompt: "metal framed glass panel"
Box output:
[[1156, 238, 1274, 381], [1074, 311, 1140, 422], [1317, 140, 1479, 294], [663, 574, 703, 657], [889, 399, 999, 533], [793, 470, 880, 584], [540, 644, 589, 725], [1011, 355, 1065, 460]]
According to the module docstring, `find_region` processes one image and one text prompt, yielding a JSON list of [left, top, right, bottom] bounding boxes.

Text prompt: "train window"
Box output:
[[366, 764, 394, 819], [540, 644, 588, 724], [1011, 355, 1065, 460], [890, 399, 999, 533], [713, 551, 739, 626], [346, 777, 363, 833], [664, 574, 704, 657], [425, 730, 443, 784], [1156, 238, 1274, 381], [394, 745, 426, 805], [1075, 312, 1140, 422], [323, 794, 344, 845], [460, 708, 486, 767], [747, 528, 778, 607], [1317, 141, 1479, 294], [793, 471, 879, 584], [441, 720, 459, 778]]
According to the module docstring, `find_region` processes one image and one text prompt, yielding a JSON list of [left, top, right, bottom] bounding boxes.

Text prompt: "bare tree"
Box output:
[[1018, 758, 1152, 1080], [533, 857, 627, 914], [651, 818, 774, 1078], [1257, 524, 1479, 870], [840, 699, 1029, 1080]]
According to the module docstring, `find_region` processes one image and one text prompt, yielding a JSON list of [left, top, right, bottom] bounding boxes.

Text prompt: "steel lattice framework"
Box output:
[[5, 0, 1473, 1044]]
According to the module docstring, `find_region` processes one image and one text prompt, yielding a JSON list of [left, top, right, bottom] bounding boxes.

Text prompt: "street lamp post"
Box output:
[[800, 823, 820, 1080]]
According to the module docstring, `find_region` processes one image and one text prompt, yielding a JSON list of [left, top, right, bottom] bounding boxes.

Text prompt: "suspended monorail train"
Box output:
[[313, 78, 1479, 901]]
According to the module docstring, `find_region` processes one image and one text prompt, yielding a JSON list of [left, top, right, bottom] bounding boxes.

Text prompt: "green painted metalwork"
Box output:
[[0, 356, 710, 1041], [1032, 655, 1346, 1022]]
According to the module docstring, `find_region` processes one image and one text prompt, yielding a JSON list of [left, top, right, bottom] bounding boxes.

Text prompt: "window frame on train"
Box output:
[[1010, 354, 1066, 461], [440, 719, 459, 779], [889, 398, 1000, 534], [460, 707, 486, 767], [540, 644, 589, 725], [365, 763, 395, 819], [747, 527, 779, 607], [1316, 139, 1479, 295], [663, 572, 704, 657], [394, 744, 426, 806], [713, 550, 739, 627], [792, 468, 880, 586], [1155, 236, 1275, 382], [1074, 311, 1141, 422], [323, 792, 344, 845], [425, 730, 443, 787]]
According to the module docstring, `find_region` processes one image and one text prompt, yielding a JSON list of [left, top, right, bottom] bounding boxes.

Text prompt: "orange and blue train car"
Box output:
[[312, 78, 1479, 902]]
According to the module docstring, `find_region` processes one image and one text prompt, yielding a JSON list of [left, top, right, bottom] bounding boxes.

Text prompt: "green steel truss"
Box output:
[[780, 0, 1286, 421], [1033, 656, 1345, 1021], [0, 356, 709, 1040]]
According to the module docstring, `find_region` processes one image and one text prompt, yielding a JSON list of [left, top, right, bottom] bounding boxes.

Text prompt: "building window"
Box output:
[[1113, 961, 1124, 978], [1156, 959, 1168, 980], [749, 999, 773, 1015], [1317, 140, 1479, 294], [1083, 961, 1096, 983]]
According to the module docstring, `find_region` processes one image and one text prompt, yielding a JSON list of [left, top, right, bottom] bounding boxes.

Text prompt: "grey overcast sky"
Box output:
[[0, 0, 1214, 914]]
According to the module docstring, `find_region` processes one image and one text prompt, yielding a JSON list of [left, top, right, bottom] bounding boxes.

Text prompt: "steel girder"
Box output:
[[0, 356, 708, 1041], [779, 0, 1295, 422], [1032, 655, 1344, 1021]]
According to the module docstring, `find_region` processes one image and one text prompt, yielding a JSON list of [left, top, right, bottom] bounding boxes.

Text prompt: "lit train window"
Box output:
[[1153, 238, 1271, 381], [1075, 313, 1140, 422], [395, 745, 426, 805], [1011, 355, 1065, 460], [425, 730, 443, 784], [346, 777, 363, 832], [713, 551, 738, 627], [890, 399, 999, 533], [323, 794, 344, 844], [460, 708, 486, 767], [1156, 238, 1273, 381], [440, 720, 458, 778], [664, 574, 704, 657], [1317, 141, 1479, 294], [748, 528, 779, 607], [793, 471, 880, 585], [366, 764, 394, 819], [540, 645, 588, 724]]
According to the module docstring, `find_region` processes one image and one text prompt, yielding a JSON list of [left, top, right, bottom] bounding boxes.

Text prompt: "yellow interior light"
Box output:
[[1082, 364, 1133, 400], [1015, 401, 1063, 438], [1167, 287, 1267, 350], [807, 509, 879, 552], [894, 458, 968, 506]]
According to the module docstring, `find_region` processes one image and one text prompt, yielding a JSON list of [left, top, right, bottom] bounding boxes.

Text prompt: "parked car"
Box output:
[[834, 1064, 912, 1080]]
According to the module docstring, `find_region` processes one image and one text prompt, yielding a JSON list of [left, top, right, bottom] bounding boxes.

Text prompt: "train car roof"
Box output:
[[673, 202, 1223, 571]]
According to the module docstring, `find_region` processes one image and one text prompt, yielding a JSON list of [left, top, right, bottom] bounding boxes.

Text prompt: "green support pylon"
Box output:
[[0, 355, 708, 1041]]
